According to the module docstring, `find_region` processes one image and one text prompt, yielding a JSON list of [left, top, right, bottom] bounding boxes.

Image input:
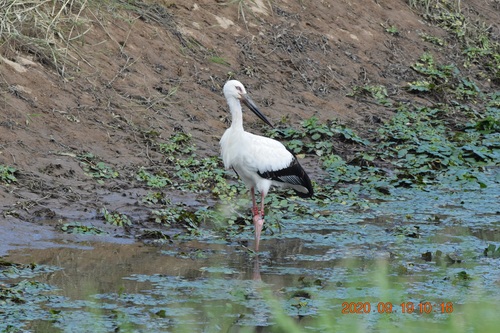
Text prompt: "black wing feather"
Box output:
[[258, 154, 313, 198]]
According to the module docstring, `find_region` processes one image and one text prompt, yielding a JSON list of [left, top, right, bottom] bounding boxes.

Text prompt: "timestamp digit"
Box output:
[[401, 302, 414, 314], [377, 302, 393, 313], [440, 302, 453, 313], [354, 302, 369, 314], [419, 302, 432, 314], [342, 302, 371, 314]]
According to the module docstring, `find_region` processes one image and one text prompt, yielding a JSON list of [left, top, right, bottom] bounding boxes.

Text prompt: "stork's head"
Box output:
[[223, 80, 247, 100], [223, 80, 274, 128]]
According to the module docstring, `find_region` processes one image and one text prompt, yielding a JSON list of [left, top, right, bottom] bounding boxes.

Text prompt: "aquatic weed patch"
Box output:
[[0, 261, 61, 280], [269, 89, 498, 196], [101, 207, 132, 227], [1, 167, 499, 332], [0, 262, 63, 332], [0, 280, 59, 332], [375, 104, 499, 186], [60, 222, 106, 235]]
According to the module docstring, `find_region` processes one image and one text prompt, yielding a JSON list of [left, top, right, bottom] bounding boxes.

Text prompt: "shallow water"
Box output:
[[1, 169, 499, 332]]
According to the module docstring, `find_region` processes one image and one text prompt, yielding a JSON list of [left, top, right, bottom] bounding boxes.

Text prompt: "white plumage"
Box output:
[[220, 80, 313, 251]]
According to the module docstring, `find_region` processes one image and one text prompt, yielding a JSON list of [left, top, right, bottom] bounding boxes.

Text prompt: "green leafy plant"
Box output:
[[61, 223, 105, 235], [347, 84, 392, 106], [330, 121, 370, 146], [407, 80, 434, 93], [150, 131, 237, 197], [484, 244, 500, 258], [141, 192, 170, 205], [151, 206, 202, 236], [385, 25, 399, 36], [410, 52, 453, 82], [472, 116, 500, 134], [136, 168, 171, 188], [270, 116, 367, 159], [375, 104, 498, 186], [101, 207, 131, 227], [77, 153, 119, 183], [173, 156, 223, 192], [157, 132, 195, 157], [151, 208, 181, 225], [419, 33, 445, 46], [0, 165, 18, 184], [408, 52, 481, 100]]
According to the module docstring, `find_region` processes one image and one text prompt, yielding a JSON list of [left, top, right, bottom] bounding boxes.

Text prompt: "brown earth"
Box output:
[[0, 0, 498, 245]]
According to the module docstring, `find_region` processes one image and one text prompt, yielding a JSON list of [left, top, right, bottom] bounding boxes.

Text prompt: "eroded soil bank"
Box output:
[[1, 0, 498, 245]]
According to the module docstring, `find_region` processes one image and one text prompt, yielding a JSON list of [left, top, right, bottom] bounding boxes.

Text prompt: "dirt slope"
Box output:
[[0, 0, 498, 230]]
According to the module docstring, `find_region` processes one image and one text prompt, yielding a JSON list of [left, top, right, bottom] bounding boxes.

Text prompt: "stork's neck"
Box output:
[[227, 97, 244, 130]]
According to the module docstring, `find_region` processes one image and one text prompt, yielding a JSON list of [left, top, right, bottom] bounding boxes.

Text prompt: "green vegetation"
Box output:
[[101, 207, 132, 227], [77, 153, 119, 183], [209, 56, 230, 66], [407, 52, 481, 100], [419, 32, 445, 46], [347, 84, 392, 106], [141, 191, 169, 205], [61, 222, 105, 235], [136, 167, 172, 188], [409, 0, 500, 84], [269, 113, 496, 196], [157, 132, 195, 157], [384, 24, 400, 36], [150, 206, 199, 233], [484, 244, 500, 258], [0, 165, 17, 184]]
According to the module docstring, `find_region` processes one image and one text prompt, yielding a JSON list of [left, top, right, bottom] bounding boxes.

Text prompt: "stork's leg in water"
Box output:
[[251, 188, 265, 251], [253, 215, 264, 251]]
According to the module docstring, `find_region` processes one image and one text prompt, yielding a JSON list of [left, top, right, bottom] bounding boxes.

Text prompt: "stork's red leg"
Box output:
[[251, 188, 259, 217]]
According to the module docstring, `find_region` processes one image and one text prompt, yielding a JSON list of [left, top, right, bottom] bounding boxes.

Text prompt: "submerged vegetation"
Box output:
[[2, 187, 500, 333]]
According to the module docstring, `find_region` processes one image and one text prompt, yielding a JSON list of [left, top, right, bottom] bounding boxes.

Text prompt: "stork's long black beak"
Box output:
[[241, 94, 274, 128]]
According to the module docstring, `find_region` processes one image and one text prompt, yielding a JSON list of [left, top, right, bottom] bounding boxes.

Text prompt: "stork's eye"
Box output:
[[235, 86, 243, 93]]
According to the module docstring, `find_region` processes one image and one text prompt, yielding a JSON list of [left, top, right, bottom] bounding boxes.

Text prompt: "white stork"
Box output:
[[220, 80, 313, 251]]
